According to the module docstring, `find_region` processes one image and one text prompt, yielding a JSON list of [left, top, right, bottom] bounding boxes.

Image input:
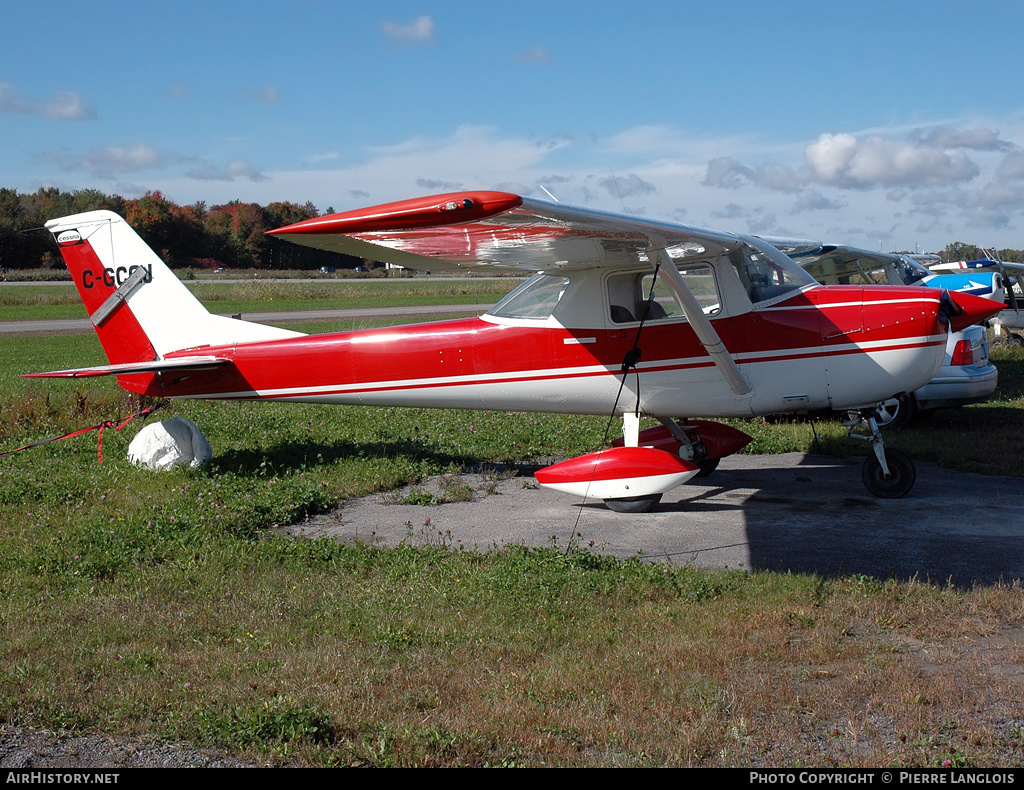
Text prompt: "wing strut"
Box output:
[[650, 246, 752, 397]]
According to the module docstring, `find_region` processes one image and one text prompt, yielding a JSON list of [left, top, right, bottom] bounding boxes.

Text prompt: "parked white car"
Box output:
[[875, 323, 997, 428]]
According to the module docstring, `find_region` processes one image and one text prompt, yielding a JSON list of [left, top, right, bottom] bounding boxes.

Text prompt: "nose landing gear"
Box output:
[[845, 407, 916, 498]]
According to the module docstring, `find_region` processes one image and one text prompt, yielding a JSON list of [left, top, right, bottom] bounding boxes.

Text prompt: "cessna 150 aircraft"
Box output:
[[31, 192, 1002, 512]]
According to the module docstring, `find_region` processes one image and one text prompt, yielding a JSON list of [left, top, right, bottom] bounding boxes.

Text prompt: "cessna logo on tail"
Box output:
[[56, 230, 82, 245], [81, 264, 153, 289]]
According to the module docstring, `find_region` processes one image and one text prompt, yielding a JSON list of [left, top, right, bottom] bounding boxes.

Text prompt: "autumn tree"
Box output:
[[204, 201, 272, 269], [943, 241, 980, 263]]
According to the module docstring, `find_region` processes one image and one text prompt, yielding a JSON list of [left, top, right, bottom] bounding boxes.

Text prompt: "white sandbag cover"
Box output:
[[128, 417, 212, 471]]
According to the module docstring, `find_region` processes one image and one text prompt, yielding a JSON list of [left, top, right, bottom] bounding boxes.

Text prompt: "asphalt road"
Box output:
[[280, 452, 1024, 588]]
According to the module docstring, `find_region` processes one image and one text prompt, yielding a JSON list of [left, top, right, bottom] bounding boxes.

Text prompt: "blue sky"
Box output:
[[4, 0, 1024, 252]]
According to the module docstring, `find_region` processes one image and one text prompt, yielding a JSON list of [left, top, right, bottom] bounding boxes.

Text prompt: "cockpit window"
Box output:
[[892, 256, 932, 285], [731, 238, 816, 303], [487, 273, 570, 320]]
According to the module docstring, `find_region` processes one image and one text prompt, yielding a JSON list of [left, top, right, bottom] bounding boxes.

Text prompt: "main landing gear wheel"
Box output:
[[861, 448, 916, 498], [694, 457, 720, 478], [990, 331, 1024, 348], [603, 493, 662, 513]]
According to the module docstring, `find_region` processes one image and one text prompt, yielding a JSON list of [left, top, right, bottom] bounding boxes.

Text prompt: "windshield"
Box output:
[[732, 237, 817, 303], [892, 255, 932, 285], [487, 273, 570, 320]]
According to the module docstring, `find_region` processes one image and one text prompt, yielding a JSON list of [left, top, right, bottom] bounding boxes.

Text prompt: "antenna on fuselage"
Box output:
[[608, 167, 627, 212], [538, 185, 559, 202]]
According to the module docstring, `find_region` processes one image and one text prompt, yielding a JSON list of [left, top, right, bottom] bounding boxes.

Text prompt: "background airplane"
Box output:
[[927, 249, 1024, 336], [766, 238, 1024, 340], [761, 239, 1006, 302], [28, 194, 1002, 511], [757, 240, 999, 427]]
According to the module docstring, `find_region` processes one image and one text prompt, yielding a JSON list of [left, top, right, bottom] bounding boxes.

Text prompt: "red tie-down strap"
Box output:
[[0, 401, 166, 463]]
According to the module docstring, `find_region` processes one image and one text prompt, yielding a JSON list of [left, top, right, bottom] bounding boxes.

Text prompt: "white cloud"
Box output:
[[790, 189, 846, 213], [417, 177, 462, 191], [253, 85, 281, 104], [702, 157, 749, 190], [710, 203, 746, 220], [38, 143, 162, 178], [140, 119, 1024, 252], [804, 133, 979, 188], [515, 45, 552, 65], [701, 156, 806, 193], [703, 128, 992, 195], [194, 126, 575, 210], [599, 172, 656, 199], [186, 159, 267, 182], [0, 82, 96, 120], [996, 150, 1024, 180], [381, 15, 435, 44], [909, 125, 1015, 152]]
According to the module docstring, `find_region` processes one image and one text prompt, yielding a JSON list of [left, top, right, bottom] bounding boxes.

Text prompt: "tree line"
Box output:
[[940, 241, 1023, 265], [1, 186, 1021, 271], [0, 187, 356, 271]]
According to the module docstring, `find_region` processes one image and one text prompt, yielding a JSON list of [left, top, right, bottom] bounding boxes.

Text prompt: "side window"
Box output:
[[846, 264, 883, 285], [802, 259, 881, 285], [607, 266, 720, 324], [607, 272, 639, 323], [639, 274, 684, 320], [670, 265, 721, 316]]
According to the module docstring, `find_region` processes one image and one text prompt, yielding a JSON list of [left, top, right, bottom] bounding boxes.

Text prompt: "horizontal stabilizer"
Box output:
[[23, 356, 232, 379]]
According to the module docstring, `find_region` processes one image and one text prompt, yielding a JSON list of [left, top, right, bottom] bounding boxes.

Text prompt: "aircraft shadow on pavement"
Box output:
[[229, 438, 1022, 590], [655, 454, 1023, 589]]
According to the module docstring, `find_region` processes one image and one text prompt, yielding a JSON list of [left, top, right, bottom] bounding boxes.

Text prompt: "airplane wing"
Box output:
[[931, 259, 1024, 274], [760, 238, 898, 272], [270, 191, 761, 396], [23, 356, 233, 379], [267, 191, 741, 272]]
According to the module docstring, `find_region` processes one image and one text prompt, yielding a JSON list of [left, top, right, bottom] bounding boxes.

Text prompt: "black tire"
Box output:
[[603, 493, 662, 513], [874, 394, 913, 430], [861, 449, 916, 498], [694, 457, 720, 478]]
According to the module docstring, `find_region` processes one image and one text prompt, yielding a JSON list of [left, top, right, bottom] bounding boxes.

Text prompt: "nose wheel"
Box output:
[[861, 446, 916, 498], [845, 407, 916, 498]]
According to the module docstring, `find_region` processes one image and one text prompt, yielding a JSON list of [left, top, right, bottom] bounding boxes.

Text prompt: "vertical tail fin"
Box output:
[[45, 211, 303, 364]]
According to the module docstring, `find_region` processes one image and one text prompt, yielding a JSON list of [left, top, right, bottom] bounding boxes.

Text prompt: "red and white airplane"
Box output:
[[31, 192, 1002, 511]]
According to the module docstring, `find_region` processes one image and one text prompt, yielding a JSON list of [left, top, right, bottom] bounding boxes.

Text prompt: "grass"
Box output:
[[0, 324, 1022, 766]]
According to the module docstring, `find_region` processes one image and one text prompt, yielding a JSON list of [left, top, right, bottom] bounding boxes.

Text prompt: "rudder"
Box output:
[[46, 211, 303, 366]]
